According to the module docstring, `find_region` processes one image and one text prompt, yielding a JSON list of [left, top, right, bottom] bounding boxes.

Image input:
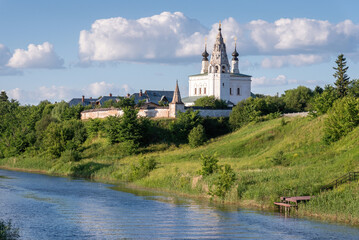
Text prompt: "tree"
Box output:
[[348, 79, 359, 98], [0, 91, 8, 102], [194, 96, 228, 109], [311, 85, 338, 115], [170, 109, 202, 143], [282, 86, 313, 112], [188, 124, 207, 148], [333, 54, 350, 97], [229, 97, 261, 129]]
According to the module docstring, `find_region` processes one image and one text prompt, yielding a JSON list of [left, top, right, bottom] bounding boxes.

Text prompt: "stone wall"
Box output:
[[81, 107, 232, 120], [81, 108, 123, 120]]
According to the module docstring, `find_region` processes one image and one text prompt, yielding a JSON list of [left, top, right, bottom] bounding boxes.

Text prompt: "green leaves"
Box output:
[[194, 96, 227, 109]]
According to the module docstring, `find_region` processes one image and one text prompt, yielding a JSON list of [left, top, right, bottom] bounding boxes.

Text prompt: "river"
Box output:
[[0, 169, 358, 239]]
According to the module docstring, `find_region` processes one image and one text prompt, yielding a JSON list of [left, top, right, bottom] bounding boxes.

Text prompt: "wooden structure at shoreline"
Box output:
[[274, 196, 313, 212], [274, 172, 359, 212]]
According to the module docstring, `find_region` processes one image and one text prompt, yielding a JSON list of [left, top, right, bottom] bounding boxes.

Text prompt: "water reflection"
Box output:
[[0, 169, 359, 239]]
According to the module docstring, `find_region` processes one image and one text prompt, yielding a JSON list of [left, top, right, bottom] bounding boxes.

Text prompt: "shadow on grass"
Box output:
[[70, 162, 110, 179]]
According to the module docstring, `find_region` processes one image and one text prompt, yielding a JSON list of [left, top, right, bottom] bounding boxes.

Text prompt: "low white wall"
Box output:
[[81, 108, 123, 120]]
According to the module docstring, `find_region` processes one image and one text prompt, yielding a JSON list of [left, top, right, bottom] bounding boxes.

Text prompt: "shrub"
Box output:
[[170, 109, 202, 143], [198, 154, 219, 176], [270, 151, 287, 166], [129, 157, 158, 181], [310, 85, 338, 115], [60, 149, 81, 162], [323, 96, 359, 143], [229, 97, 261, 129], [209, 164, 237, 199], [0, 219, 20, 240], [188, 124, 207, 148]]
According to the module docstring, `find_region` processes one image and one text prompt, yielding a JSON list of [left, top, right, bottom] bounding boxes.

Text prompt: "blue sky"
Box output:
[[1, 0, 359, 104]]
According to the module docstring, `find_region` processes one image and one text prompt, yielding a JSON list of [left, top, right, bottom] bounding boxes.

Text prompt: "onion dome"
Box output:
[[232, 45, 239, 61], [202, 46, 209, 61]]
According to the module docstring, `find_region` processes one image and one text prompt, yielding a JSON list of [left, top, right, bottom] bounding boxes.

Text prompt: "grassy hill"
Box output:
[[1, 115, 358, 224]]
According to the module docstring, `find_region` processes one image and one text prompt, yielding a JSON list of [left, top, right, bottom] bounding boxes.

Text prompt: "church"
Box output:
[[183, 23, 251, 106]]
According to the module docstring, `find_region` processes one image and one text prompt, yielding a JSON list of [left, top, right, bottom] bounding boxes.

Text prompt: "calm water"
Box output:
[[0, 169, 359, 239]]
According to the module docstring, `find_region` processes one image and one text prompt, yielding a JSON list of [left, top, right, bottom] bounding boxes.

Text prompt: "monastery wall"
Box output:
[[197, 109, 232, 117], [81, 108, 123, 120]]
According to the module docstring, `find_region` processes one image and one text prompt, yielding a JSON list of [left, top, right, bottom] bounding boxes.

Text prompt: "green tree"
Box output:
[[323, 96, 359, 143], [170, 109, 202, 143], [283, 86, 313, 112], [209, 164, 237, 199], [348, 79, 359, 98], [333, 54, 350, 97], [194, 96, 228, 109], [229, 97, 261, 129], [311, 85, 338, 115], [188, 124, 207, 148], [0, 91, 8, 102]]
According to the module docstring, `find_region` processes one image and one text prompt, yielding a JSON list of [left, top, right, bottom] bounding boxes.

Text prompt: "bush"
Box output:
[[170, 109, 202, 143], [323, 96, 359, 143], [229, 97, 261, 129], [0, 219, 20, 240], [270, 151, 287, 166], [129, 157, 158, 181], [60, 149, 81, 162], [198, 154, 219, 176], [310, 85, 338, 115], [194, 96, 228, 109], [188, 124, 207, 148], [209, 164, 237, 199]]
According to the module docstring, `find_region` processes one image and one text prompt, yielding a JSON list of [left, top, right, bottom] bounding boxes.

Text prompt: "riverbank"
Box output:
[[1, 116, 359, 226]]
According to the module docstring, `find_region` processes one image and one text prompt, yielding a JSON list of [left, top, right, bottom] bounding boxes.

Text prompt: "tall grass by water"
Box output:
[[1, 115, 359, 224]]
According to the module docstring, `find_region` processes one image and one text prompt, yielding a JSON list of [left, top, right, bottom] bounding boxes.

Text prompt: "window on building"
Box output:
[[204, 88, 206, 94], [194, 88, 197, 95], [237, 87, 240, 95], [230, 88, 232, 95], [222, 66, 226, 73], [199, 88, 202, 95], [215, 66, 219, 73], [222, 83, 224, 87]]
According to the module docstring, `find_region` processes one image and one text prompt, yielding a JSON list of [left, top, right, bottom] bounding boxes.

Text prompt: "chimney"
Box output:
[[82, 95, 85, 103], [109, 93, 112, 97], [139, 89, 143, 97]]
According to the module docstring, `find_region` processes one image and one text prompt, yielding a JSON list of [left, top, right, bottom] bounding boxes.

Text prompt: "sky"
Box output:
[[1, 0, 359, 105]]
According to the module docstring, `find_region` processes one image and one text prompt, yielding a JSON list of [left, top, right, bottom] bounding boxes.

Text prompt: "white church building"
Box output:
[[184, 23, 251, 106]]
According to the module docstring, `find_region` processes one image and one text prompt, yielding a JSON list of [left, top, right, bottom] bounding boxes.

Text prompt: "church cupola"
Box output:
[[201, 38, 209, 74], [231, 37, 239, 74], [209, 21, 230, 74]]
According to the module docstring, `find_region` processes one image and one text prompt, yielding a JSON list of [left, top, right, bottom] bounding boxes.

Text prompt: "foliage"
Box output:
[[310, 85, 338, 115], [0, 219, 20, 240], [129, 157, 158, 181], [270, 151, 287, 166], [209, 164, 237, 199], [105, 107, 141, 145], [170, 109, 202, 143], [60, 149, 81, 162], [188, 124, 207, 148], [0, 91, 8, 102], [333, 54, 350, 98], [84, 118, 104, 138], [51, 101, 84, 121], [194, 96, 228, 109], [283, 86, 313, 112], [348, 79, 359, 98], [323, 96, 359, 143], [202, 117, 231, 139], [198, 154, 219, 176], [229, 97, 261, 129], [158, 100, 169, 106]]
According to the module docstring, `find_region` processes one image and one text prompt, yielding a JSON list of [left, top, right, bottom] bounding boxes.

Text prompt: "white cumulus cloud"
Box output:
[[7, 42, 64, 69], [252, 75, 297, 87], [79, 12, 207, 63], [78, 13, 359, 68]]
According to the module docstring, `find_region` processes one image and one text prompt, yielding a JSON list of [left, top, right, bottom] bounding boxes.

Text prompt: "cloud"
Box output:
[[261, 54, 329, 68], [78, 13, 359, 68], [7, 42, 64, 69], [0, 44, 22, 75], [85, 81, 133, 97], [79, 12, 207, 63], [6, 81, 134, 105], [252, 75, 297, 87]]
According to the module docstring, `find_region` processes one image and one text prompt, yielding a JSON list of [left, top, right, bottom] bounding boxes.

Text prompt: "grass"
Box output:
[[1, 115, 359, 225]]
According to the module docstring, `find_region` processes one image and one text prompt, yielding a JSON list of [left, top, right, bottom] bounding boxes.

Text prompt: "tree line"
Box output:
[[0, 54, 357, 161]]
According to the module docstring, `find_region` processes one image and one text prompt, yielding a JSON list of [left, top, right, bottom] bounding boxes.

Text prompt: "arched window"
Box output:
[[237, 87, 240, 95], [215, 66, 219, 73], [199, 88, 202, 95], [204, 87, 206, 94], [230, 88, 232, 95], [222, 66, 226, 73], [194, 88, 197, 95]]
